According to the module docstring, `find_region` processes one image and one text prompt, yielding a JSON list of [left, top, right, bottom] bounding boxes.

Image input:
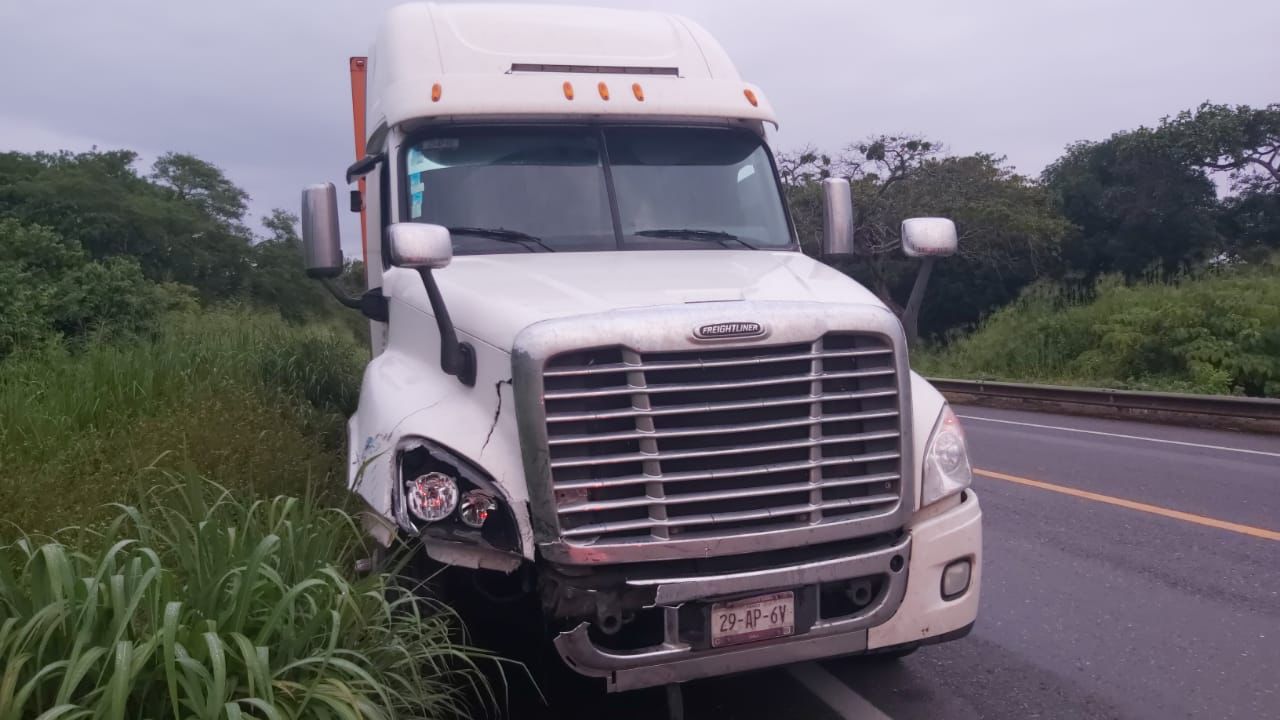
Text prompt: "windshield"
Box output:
[[402, 126, 794, 254]]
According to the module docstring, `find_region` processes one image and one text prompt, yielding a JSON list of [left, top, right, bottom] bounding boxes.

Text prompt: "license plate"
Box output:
[[710, 591, 795, 648]]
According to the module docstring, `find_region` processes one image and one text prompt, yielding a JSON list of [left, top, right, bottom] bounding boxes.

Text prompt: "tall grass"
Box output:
[[916, 261, 1280, 397], [0, 475, 494, 718], [0, 310, 366, 534]]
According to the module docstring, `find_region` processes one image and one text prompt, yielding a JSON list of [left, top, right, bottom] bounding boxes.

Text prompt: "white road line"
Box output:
[[958, 414, 1280, 459], [787, 662, 893, 720]]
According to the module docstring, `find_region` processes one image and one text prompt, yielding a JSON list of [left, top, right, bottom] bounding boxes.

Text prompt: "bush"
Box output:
[[917, 262, 1280, 397], [0, 310, 366, 534], [0, 475, 494, 718], [0, 219, 191, 360]]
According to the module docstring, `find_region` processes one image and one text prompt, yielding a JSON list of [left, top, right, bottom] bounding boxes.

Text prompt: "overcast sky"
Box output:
[[2, 0, 1277, 254]]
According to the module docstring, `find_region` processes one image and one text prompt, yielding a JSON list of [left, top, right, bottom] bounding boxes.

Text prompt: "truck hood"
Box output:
[[393, 250, 888, 351]]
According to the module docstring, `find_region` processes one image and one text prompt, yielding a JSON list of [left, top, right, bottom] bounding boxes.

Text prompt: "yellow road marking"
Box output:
[[974, 468, 1280, 542]]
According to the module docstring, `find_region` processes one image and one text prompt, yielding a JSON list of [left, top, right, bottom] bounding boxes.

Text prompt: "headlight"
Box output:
[[922, 404, 972, 506], [458, 490, 496, 528], [406, 472, 459, 522], [395, 440, 521, 553]]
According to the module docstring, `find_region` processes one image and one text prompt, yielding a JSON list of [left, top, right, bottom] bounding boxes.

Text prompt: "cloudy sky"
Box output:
[[2, 0, 1277, 253]]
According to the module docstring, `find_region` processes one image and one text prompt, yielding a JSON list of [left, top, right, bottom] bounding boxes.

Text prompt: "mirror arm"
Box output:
[[317, 279, 390, 322], [346, 153, 386, 184], [415, 268, 476, 387], [320, 278, 362, 310]]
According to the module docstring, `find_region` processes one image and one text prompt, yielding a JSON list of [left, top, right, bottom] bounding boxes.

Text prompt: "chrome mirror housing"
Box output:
[[901, 218, 958, 257], [821, 178, 854, 257], [387, 223, 453, 269], [300, 183, 343, 278]]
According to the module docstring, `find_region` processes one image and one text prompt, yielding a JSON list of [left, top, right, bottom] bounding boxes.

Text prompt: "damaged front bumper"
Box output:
[[554, 533, 911, 692], [554, 490, 983, 692]]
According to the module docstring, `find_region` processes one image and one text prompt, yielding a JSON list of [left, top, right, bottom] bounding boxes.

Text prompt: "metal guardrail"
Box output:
[[929, 378, 1280, 421]]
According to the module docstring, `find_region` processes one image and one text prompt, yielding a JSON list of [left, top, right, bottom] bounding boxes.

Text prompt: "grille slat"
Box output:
[[559, 493, 902, 538], [551, 451, 902, 491], [543, 332, 903, 547], [546, 408, 899, 446], [544, 387, 898, 423], [543, 367, 895, 400], [549, 430, 901, 469], [542, 347, 893, 377], [557, 472, 901, 514]]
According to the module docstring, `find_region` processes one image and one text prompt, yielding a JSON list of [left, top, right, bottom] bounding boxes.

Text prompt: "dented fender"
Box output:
[[347, 300, 535, 561]]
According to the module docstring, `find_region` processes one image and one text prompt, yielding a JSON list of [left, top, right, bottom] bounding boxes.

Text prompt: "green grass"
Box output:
[[1, 310, 509, 718], [0, 474, 495, 718], [916, 261, 1280, 397], [0, 310, 366, 535]]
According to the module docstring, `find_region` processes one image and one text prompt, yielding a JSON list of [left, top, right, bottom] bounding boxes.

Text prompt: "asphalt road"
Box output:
[[510, 406, 1280, 719]]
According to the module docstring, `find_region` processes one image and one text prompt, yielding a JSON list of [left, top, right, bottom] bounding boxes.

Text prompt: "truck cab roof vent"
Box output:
[[508, 63, 679, 76]]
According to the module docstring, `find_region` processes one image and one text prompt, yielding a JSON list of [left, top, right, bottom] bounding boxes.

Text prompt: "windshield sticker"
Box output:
[[406, 148, 434, 174], [411, 189, 423, 219], [407, 147, 425, 172], [407, 140, 458, 174]]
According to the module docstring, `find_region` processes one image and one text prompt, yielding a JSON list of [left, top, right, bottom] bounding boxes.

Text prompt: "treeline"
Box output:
[[0, 150, 361, 359], [780, 102, 1280, 343]]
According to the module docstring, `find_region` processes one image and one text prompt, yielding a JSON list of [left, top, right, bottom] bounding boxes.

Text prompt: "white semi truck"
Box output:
[[300, 1, 982, 700]]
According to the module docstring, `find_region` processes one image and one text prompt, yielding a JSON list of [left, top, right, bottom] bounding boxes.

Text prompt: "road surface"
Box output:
[[510, 405, 1280, 719]]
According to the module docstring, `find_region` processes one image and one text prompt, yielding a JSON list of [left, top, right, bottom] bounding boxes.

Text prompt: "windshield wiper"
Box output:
[[447, 226, 556, 253], [634, 228, 759, 250]]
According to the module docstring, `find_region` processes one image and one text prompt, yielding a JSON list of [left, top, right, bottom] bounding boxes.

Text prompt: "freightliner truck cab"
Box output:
[[299, 1, 982, 699]]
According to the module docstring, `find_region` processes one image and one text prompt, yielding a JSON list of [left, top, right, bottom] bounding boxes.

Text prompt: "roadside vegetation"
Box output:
[[914, 261, 1280, 397], [0, 309, 362, 534], [0, 475, 494, 717], [0, 151, 498, 717]]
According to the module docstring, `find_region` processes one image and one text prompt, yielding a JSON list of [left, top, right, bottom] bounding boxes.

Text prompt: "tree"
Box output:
[[0, 148, 365, 338], [1160, 102, 1280, 195], [1159, 103, 1280, 262], [875, 154, 1067, 342], [0, 218, 185, 358], [246, 210, 330, 324], [780, 136, 947, 342], [776, 145, 831, 256], [1217, 191, 1280, 262], [0, 150, 254, 301], [780, 136, 1066, 342], [151, 152, 250, 226], [1043, 130, 1222, 281], [261, 207, 300, 244]]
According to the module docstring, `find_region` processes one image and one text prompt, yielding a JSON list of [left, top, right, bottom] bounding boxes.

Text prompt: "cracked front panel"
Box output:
[[348, 301, 534, 559]]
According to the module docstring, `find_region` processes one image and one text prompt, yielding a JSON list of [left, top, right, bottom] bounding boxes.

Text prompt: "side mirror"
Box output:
[[821, 178, 854, 257], [300, 183, 343, 278], [386, 223, 473, 386], [901, 218, 958, 257], [387, 223, 453, 269]]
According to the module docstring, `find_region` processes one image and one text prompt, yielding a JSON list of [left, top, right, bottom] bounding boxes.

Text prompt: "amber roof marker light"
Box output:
[[598, 81, 610, 100], [744, 88, 758, 107], [563, 81, 575, 100], [431, 83, 442, 102], [632, 82, 645, 101]]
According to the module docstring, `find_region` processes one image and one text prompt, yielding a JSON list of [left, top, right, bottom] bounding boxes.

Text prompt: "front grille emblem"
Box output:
[[694, 321, 766, 340]]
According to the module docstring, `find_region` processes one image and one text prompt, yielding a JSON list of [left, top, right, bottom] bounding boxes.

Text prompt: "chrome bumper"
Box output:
[[554, 534, 911, 692]]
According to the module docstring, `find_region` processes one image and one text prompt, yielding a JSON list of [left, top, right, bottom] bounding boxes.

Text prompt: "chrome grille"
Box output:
[[541, 334, 902, 547]]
